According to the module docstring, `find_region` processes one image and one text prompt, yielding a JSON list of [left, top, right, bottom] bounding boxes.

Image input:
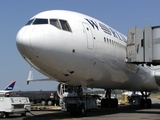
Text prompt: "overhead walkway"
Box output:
[[126, 26, 160, 65]]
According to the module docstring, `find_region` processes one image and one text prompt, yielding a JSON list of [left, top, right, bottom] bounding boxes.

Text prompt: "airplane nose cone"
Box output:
[[16, 26, 45, 57], [16, 27, 27, 56]]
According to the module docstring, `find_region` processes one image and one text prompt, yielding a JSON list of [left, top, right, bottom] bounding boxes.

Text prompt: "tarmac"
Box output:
[[4, 98, 160, 120]]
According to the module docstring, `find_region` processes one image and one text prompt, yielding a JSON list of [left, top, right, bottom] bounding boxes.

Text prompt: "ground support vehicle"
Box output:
[[0, 96, 30, 118], [60, 95, 97, 116]]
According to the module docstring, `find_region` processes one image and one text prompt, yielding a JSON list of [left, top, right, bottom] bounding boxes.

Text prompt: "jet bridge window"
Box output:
[[59, 20, 72, 32], [50, 19, 61, 29], [33, 19, 48, 25]]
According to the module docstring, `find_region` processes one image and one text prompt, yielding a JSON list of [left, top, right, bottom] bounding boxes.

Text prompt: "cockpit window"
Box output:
[[59, 20, 72, 32], [25, 19, 34, 25], [33, 19, 48, 25], [50, 19, 61, 29], [49, 19, 72, 32]]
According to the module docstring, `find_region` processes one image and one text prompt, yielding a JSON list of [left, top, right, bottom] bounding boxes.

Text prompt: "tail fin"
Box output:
[[4, 80, 16, 90]]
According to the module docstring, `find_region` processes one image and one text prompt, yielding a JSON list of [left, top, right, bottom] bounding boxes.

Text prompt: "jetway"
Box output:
[[126, 26, 160, 65]]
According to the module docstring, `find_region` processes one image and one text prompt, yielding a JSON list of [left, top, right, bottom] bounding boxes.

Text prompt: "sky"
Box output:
[[0, 0, 160, 91]]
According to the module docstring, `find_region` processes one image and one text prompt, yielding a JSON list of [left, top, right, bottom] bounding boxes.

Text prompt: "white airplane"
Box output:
[[16, 10, 160, 112]]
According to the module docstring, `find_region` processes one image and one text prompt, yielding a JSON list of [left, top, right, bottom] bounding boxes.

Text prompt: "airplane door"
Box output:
[[82, 23, 94, 49]]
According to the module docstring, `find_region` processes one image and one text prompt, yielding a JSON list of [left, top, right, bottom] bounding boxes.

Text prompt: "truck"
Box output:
[[0, 91, 30, 118], [11, 90, 59, 106]]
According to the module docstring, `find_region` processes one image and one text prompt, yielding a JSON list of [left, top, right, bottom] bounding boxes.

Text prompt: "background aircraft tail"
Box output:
[[4, 80, 16, 90]]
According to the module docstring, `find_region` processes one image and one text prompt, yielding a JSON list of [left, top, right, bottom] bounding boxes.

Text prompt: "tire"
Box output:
[[30, 100, 36, 105], [0, 112, 3, 118], [1, 112, 7, 118], [41, 100, 46, 106], [21, 112, 26, 117], [70, 109, 76, 116], [101, 98, 106, 107], [146, 99, 152, 108], [110, 98, 118, 107], [78, 104, 86, 116], [101, 98, 109, 107], [140, 98, 145, 108], [69, 104, 77, 116], [47, 100, 53, 106], [114, 98, 118, 107]]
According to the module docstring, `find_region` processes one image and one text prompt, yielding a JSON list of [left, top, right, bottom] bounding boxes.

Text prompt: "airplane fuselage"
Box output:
[[16, 10, 160, 91]]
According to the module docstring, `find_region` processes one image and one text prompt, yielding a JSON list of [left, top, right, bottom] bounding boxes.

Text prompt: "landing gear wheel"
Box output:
[[101, 98, 109, 107], [140, 98, 145, 108], [110, 98, 118, 107], [146, 99, 152, 108], [101, 98, 106, 107], [140, 98, 152, 108]]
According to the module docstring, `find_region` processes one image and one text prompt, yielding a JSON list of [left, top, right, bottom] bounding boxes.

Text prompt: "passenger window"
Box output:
[[59, 20, 72, 32], [33, 19, 48, 25], [50, 19, 61, 29]]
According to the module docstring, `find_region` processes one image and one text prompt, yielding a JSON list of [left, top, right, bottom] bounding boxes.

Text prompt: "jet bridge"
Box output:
[[126, 26, 160, 65]]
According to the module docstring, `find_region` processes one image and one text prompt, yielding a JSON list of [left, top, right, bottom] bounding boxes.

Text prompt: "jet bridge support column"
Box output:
[[126, 26, 160, 65]]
